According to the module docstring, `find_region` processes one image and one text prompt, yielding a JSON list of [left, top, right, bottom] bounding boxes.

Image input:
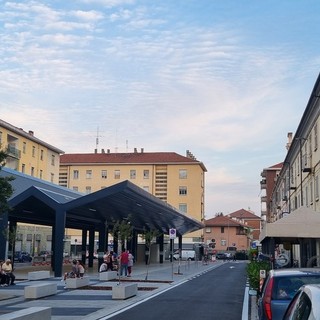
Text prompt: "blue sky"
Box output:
[[1, 0, 319, 219]]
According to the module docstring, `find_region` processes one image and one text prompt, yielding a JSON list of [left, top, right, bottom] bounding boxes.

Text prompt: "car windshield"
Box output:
[[273, 276, 320, 300]]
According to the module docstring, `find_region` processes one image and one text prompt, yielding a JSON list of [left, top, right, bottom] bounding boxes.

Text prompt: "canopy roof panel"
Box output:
[[2, 168, 203, 235]]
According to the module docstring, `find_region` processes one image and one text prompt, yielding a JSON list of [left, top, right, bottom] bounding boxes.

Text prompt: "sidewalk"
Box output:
[[0, 259, 225, 320]]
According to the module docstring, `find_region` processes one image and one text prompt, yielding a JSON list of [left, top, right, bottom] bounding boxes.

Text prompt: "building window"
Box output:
[[179, 186, 187, 195], [51, 154, 55, 166], [179, 203, 187, 213], [51, 173, 54, 183], [114, 170, 120, 179], [26, 234, 32, 241], [130, 170, 136, 179], [73, 170, 79, 179], [32, 146, 36, 157], [205, 227, 211, 233], [143, 170, 149, 179], [39, 170, 43, 179], [23, 142, 26, 154], [179, 169, 187, 179], [31, 167, 35, 176], [101, 170, 107, 179], [316, 175, 319, 200], [86, 170, 92, 179], [22, 164, 25, 173], [85, 186, 91, 194], [40, 150, 44, 161], [310, 181, 313, 204], [221, 226, 225, 233], [47, 235, 52, 241], [221, 239, 227, 246], [16, 233, 23, 241], [73, 186, 78, 192]]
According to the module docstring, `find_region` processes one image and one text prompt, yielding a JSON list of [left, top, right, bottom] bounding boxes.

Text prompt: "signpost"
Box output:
[[169, 229, 176, 278]]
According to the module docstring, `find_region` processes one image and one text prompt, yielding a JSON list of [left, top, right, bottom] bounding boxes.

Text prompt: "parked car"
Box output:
[[215, 253, 226, 260], [283, 284, 320, 320], [258, 268, 320, 320], [14, 251, 32, 262], [172, 250, 196, 260], [38, 251, 52, 259]]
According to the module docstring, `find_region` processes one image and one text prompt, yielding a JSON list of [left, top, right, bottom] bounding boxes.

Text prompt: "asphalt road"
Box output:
[[108, 261, 247, 320]]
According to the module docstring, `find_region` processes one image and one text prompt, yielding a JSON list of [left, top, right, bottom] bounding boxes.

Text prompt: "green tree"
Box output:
[[0, 150, 14, 215], [111, 217, 133, 251]]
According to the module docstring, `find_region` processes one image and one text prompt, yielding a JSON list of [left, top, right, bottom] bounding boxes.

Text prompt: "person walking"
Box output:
[[127, 251, 134, 277], [119, 249, 129, 277]]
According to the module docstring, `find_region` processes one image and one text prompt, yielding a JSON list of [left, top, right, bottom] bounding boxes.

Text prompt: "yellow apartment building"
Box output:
[[59, 148, 207, 244], [0, 119, 64, 184], [0, 119, 64, 255]]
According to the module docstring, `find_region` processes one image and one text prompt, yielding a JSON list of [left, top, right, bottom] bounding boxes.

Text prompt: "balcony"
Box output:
[[6, 144, 21, 159], [261, 210, 267, 216], [261, 196, 267, 203], [260, 179, 266, 189]]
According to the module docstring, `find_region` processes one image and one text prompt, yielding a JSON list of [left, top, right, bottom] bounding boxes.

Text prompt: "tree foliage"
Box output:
[[110, 216, 133, 250], [0, 150, 14, 215]]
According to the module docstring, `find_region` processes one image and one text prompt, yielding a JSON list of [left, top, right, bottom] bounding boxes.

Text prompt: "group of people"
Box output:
[[99, 249, 134, 277], [63, 259, 85, 281], [0, 259, 15, 287]]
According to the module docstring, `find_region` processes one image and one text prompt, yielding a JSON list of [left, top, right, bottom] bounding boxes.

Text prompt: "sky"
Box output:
[[1, 0, 320, 219]]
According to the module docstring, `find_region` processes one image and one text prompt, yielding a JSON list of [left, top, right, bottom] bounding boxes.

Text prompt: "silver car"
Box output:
[[258, 268, 320, 320], [283, 284, 320, 320]]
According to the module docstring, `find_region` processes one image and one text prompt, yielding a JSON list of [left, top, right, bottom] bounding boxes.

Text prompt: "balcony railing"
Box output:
[[6, 144, 21, 159]]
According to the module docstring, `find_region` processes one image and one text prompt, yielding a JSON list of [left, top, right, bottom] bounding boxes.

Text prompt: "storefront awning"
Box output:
[[259, 207, 320, 242]]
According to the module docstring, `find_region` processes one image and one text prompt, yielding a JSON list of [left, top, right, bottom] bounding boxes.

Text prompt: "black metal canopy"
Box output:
[[2, 167, 203, 235]]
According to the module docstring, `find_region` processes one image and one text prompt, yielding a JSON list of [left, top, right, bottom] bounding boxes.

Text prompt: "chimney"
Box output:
[[94, 149, 97, 153], [286, 132, 293, 151], [107, 149, 110, 154], [134, 148, 137, 153], [101, 149, 105, 154], [28, 130, 34, 136], [141, 148, 144, 153]]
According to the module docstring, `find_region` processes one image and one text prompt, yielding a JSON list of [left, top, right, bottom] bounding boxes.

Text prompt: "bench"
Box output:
[[24, 282, 57, 299], [112, 283, 138, 300], [65, 276, 90, 289], [99, 271, 117, 281], [27, 270, 51, 280], [0, 307, 51, 320]]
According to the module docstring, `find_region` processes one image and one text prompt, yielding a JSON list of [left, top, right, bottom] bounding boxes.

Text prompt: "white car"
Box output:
[[172, 250, 196, 261], [283, 284, 320, 320]]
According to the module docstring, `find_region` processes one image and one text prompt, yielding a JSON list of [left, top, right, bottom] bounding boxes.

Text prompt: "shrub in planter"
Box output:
[[246, 260, 271, 293]]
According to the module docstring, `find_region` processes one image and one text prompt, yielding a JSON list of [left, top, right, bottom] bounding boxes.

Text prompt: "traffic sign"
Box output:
[[169, 228, 176, 239]]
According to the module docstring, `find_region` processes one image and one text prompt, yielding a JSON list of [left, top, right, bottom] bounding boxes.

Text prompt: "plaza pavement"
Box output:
[[0, 259, 254, 320]]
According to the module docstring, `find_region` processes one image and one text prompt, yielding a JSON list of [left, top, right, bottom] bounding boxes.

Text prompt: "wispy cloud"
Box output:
[[1, 0, 319, 216]]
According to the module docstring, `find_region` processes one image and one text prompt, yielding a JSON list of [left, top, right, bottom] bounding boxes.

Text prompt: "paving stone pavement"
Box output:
[[0, 260, 226, 320]]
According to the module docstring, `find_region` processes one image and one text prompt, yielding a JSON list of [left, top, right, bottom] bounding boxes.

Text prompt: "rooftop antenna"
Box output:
[[96, 126, 102, 150]]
